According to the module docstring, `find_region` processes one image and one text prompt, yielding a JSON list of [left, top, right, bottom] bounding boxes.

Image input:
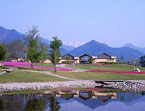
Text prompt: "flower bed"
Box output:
[[2, 62, 73, 71], [86, 70, 145, 74]]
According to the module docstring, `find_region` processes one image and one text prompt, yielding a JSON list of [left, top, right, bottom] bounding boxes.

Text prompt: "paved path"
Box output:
[[56, 64, 87, 72], [21, 70, 78, 81]]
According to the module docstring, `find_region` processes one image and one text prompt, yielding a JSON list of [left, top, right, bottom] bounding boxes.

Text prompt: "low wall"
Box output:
[[0, 80, 97, 92]]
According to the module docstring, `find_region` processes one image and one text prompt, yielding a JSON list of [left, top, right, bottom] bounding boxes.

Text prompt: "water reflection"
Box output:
[[0, 90, 145, 111]]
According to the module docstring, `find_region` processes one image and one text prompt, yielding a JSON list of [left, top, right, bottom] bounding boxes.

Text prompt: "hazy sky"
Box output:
[[0, 0, 145, 47]]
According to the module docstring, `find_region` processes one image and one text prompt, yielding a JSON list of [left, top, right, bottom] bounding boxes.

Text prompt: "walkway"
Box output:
[[22, 70, 78, 81]]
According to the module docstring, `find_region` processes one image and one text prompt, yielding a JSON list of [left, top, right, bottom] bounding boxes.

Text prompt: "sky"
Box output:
[[0, 0, 145, 47]]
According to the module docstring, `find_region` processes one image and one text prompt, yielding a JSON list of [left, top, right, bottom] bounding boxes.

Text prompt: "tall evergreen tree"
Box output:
[[50, 37, 62, 72], [140, 56, 145, 67], [24, 26, 40, 69]]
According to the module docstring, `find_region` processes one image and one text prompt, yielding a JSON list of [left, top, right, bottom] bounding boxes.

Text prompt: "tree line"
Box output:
[[0, 26, 62, 72]]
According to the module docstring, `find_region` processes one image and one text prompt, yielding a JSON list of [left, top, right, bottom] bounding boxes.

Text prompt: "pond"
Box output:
[[0, 90, 145, 111]]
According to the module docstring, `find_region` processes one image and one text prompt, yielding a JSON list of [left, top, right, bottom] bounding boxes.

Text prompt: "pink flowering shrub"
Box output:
[[86, 70, 145, 74], [2, 62, 73, 71]]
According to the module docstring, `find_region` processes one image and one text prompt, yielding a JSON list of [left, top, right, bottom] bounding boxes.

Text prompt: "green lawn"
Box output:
[[0, 70, 66, 83], [67, 64, 145, 72], [34, 63, 54, 67], [18, 66, 54, 71], [57, 72, 145, 80]]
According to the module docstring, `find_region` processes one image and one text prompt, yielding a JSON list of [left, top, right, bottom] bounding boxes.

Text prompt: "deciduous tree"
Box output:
[[7, 40, 24, 61], [39, 43, 48, 69], [24, 26, 40, 69], [50, 37, 62, 72]]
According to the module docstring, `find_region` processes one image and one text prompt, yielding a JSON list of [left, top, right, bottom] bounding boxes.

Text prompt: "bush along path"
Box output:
[[86, 70, 145, 74], [2, 62, 145, 74]]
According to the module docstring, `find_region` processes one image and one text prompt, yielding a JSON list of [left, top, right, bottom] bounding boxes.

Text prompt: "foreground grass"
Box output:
[[67, 64, 145, 71], [0, 70, 65, 83], [18, 66, 54, 71], [57, 72, 145, 80]]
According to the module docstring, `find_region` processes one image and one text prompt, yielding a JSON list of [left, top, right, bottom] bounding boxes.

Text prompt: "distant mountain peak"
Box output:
[[124, 43, 135, 47], [89, 40, 96, 43]]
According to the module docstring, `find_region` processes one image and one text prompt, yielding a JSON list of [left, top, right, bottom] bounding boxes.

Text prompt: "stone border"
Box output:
[[0, 80, 97, 92], [95, 80, 145, 92], [1, 80, 145, 92]]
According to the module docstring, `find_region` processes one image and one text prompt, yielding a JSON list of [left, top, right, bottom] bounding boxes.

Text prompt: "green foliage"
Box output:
[[88, 57, 94, 64], [0, 43, 7, 61], [24, 26, 40, 69], [140, 56, 145, 67], [39, 43, 48, 69], [50, 37, 62, 72]]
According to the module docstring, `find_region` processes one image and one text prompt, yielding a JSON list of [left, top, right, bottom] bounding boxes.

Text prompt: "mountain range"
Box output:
[[123, 43, 145, 54], [68, 40, 144, 61], [0, 26, 144, 61]]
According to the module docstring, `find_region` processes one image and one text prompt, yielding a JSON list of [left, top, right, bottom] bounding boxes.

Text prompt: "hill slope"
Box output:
[[0, 26, 71, 54], [0, 26, 24, 43], [124, 43, 145, 54]]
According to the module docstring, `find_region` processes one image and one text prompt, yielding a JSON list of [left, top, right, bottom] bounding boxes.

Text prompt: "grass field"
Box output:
[[57, 72, 145, 80], [67, 64, 145, 72], [18, 66, 54, 71], [0, 70, 65, 83], [35, 63, 54, 67]]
